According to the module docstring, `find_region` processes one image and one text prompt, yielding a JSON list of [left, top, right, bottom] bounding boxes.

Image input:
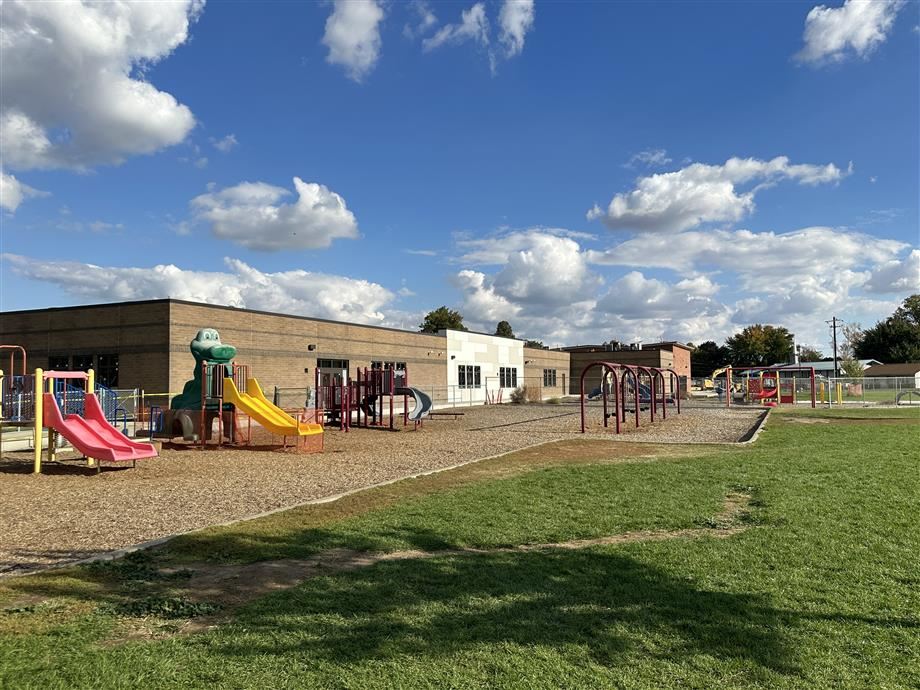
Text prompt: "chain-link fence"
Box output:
[[819, 376, 919, 405], [274, 375, 571, 413]]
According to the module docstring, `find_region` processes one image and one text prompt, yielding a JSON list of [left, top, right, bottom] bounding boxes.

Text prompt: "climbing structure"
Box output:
[[168, 328, 322, 448], [579, 361, 682, 434], [315, 364, 432, 432]]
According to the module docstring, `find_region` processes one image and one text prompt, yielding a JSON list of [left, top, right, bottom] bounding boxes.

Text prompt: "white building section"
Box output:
[[444, 330, 523, 405]]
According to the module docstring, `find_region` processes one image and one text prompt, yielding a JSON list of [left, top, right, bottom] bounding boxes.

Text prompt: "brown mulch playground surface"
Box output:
[[0, 402, 762, 576]]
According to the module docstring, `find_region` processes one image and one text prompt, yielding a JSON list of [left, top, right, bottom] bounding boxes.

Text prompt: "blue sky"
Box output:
[[1, 0, 918, 352]]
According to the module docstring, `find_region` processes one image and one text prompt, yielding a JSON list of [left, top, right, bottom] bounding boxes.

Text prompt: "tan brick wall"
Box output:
[[566, 346, 691, 397], [522, 347, 571, 398], [0, 302, 171, 393], [168, 302, 448, 397]]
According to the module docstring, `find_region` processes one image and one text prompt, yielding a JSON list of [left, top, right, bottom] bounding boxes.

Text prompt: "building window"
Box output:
[[543, 368, 557, 387], [97, 354, 119, 388], [72, 354, 94, 372], [371, 361, 407, 371], [499, 367, 518, 388], [49, 355, 70, 371], [317, 358, 349, 371], [458, 365, 481, 389]]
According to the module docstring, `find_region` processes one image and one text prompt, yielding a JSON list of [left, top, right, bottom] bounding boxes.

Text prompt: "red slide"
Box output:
[[752, 387, 778, 400], [43, 393, 158, 463]]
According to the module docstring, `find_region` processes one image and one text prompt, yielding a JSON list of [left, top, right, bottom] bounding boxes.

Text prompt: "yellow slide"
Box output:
[[223, 377, 323, 436]]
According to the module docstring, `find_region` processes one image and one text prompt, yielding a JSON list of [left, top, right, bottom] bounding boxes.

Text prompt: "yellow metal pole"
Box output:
[[34, 368, 43, 474], [819, 382, 824, 404], [86, 369, 96, 468], [792, 376, 797, 405], [836, 382, 842, 405]]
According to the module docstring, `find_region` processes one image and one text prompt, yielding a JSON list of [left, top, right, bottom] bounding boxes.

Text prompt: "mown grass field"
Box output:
[[0, 407, 917, 688]]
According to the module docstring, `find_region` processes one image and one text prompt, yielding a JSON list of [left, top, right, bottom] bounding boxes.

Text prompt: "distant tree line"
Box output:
[[420, 295, 920, 373], [689, 295, 920, 377]]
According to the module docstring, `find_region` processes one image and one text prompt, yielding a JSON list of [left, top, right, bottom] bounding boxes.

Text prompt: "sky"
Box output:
[[1, 0, 918, 354]]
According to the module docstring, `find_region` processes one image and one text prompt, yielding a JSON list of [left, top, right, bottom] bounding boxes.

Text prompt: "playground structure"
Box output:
[[579, 361, 681, 434], [1, 345, 158, 473], [168, 329, 323, 450], [315, 364, 433, 431], [714, 366, 816, 408]]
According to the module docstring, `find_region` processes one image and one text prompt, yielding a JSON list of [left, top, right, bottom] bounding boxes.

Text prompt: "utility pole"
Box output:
[[826, 316, 841, 377]]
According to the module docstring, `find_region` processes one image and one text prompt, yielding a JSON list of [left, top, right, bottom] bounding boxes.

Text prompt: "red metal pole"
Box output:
[[602, 368, 608, 428], [580, 365, 587, 433], [631, 368, 640, 428], [612, 365, 621, 434]]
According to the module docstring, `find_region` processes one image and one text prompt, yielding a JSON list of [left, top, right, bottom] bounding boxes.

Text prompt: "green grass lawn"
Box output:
[[1, 408, 918, 688]]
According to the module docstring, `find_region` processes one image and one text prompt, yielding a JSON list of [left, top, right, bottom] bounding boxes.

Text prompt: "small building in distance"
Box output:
[[863, 362, 920, 388], [558, 342, 691, 396], [793, 359, 881, 377]]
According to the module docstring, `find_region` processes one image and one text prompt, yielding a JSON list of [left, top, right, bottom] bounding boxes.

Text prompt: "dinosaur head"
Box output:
[[190, 328, 236, 364]]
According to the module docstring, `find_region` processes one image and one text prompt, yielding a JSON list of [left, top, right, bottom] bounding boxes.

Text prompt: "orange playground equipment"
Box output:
[[721, 366, 816, 408]]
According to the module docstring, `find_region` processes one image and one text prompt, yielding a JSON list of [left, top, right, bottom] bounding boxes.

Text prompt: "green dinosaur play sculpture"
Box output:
[[170, 328, 237, 411]]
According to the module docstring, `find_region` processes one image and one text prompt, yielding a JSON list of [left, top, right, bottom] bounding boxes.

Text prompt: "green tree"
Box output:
[[838, 323, 864, 378], [797, 345, 824, 362], [419, 306, 467, 333], [725, 324, 795, 367], [894, 294, 920, 325], [524, 339, 546, 349], [690, 341, 729, 377], [854, 295, 920, 363], [495, 320, 515, 338]]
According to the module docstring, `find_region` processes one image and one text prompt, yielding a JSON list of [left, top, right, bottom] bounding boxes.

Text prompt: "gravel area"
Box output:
[[0, 401, 763, 576]]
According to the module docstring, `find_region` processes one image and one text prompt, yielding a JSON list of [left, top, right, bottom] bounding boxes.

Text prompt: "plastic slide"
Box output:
[[42, 393, 157, 463], [223, 377, 323, 436], [752, 387, 778, 400], [396, 387, 433, 422]]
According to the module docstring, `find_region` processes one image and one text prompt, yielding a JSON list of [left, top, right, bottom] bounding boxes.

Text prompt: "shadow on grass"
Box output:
[[213, 547, 800, 675]]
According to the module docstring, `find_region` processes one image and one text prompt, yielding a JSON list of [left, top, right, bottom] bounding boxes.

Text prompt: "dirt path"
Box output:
[[141, 491, 753, 638]]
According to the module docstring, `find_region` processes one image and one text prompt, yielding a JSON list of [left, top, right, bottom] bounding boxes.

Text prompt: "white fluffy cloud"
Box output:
[[864, 249, 920, 293], [456, 230, 601, 308], [587, 226, 906, 291], [0, 0, 200, 170], [588, 156, 850, 232], [796, 0, 904, 64], [595, 271, 721, 320], [2, 254, 394, 325], [191, 177, 359, 251], [450, 226, 917, 349], [322, 0, 385, 82], [499, 0, 535, 57], [423, 3, 490, 52], [0, 171, 47, 212], [420, 1, 534, 70]]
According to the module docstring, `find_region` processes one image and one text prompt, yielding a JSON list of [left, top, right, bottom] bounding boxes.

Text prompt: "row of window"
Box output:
[[457, 366, 521, 389], [316, 358, 349, 371], [458, 365, 482, 389], [499, 366, 518, 389], [371, 361, 407, 371], [47, 354, 119, 387]]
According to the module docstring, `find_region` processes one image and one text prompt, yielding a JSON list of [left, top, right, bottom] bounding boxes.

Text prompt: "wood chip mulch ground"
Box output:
[[0, 402, 762, 576]]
